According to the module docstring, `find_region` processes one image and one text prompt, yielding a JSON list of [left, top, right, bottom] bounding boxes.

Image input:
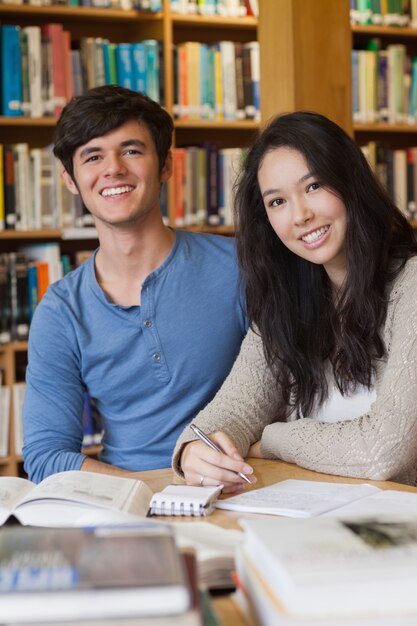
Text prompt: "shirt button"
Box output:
[[152, 353, 161, 361], [144, 319, 153, 328]]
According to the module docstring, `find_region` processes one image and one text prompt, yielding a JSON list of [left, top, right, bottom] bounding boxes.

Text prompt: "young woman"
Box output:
[[173, 111, 417, 490]]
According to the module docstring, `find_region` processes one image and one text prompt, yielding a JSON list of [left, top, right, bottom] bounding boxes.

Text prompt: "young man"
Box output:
[[22, 85, 247, 483]]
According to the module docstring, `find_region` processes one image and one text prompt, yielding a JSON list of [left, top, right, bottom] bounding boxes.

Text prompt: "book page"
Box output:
[[324, 489, 417, 520], [216, 479, 381, 517], [18, 471, 147, 513], [0, 476, 35, 525], [170, 521, 243, 589]]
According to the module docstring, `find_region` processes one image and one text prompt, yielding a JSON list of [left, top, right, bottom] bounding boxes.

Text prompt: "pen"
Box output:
[[190, 423, 253, 484]]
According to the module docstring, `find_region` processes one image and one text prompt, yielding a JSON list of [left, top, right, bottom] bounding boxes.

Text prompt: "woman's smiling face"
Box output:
[[258, 146, 348, 288]]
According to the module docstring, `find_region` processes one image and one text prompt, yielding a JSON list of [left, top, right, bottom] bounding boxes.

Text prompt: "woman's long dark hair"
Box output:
[[234, 111, 417, 418]]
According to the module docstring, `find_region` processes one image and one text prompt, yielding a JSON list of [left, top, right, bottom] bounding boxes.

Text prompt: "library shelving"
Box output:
[[351, 12, 417, 229], [0, 0, 352, 476]]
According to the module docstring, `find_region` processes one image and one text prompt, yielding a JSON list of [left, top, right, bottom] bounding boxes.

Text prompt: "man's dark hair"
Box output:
[[53, 85, 174, 180]]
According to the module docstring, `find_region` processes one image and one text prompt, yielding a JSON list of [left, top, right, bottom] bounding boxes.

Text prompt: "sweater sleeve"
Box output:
[[172, 327, 281, 475], [260, 260, 417, 485]]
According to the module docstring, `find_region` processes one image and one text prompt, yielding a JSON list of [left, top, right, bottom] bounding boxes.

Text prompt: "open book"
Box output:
[[215, 478, 417, 518], [0, 471, 223, 527]]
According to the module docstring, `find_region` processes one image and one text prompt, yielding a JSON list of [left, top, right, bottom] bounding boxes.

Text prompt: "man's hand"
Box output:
[[180, 431, 256, 494]]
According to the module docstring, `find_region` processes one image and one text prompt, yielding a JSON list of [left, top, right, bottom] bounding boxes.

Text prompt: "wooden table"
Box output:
[[134, 458, 417, 626]]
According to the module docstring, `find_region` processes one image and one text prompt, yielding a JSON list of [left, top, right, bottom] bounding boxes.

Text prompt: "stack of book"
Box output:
[[0, 524, 203, 625], [234, 515, 417, 625]]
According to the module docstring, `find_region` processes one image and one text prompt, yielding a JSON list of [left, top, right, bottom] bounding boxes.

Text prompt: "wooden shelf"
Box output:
[[175, 119, 259, 130], [351, 24, 417, 38], [180, 225, 234, 235], [0, 229, 62, 239], [354, 123, 417, 133], [0, 4, 162, 22], [0, 341, 29, 353], [1, 117, 260, 130], [171, 13, 257, 28], [0, 116, 56, 127]]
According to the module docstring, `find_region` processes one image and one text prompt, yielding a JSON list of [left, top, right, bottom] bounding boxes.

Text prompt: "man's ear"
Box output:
[[62, 168, 79, 195], [160, 151, 173, 183]]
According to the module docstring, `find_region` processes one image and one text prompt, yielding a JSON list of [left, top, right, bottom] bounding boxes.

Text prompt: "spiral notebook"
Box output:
[[148, 484, 223, 517]]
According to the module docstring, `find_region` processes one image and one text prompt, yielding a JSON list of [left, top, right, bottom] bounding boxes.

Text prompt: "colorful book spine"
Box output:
[[3, 146, 17, 230], [102, 41, 117, 85], [41, 23, 67, 117], [143, 39, 160, 103], [131, 42, 147, 93], [0, 146, 4, 231], [1, 25, 23, 116], [23, 26, 43, 118], [173, 147, 186, 227], [115, 43, 133, 89]]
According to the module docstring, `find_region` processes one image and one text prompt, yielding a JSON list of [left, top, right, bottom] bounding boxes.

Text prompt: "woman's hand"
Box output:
[[248, 440, 263, 458], [180, 431, 256, 494]]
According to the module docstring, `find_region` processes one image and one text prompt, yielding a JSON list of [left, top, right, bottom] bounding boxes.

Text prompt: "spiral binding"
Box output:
[[149, 498, 207, 516]]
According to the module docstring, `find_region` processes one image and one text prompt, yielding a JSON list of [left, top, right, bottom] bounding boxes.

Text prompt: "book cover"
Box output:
[[0, 25, 23, 116], [116, 42, 133, 89], [27, 261, 39, 322], [0, 525, 190, 623], [93, 37, 106, 87], [41, 29, 55, 116], [20, 28, 31, 118], [80, 36, 96, 90], [3, 145, 17, 230], [176, 42, 188, 118], [101, 40, 115, 85], [12, 142, 30, 231], [219, 41, 237, 121], [0, 254, 12, 345], [8, 252, 29, 341], [393, 148, 408, 216], [12, 380, 25, 456], [22, 26, 43, 118], [205, 142, 220, 226], [241, 516, 417, 618], [173, 147, 186, 226], [0, 385, 10, 458], [20, 242, 63, 286], [63, 28, 74, 102], [143, 39, 160, 103], [242, 42, 256, 119], [41, 23, 67, 117], [243, 40, 260, 121], [29, 147, 42, 230], [0, 145, 4, 230], [131, 41, 147, 93], [234, 42, 245, 120]]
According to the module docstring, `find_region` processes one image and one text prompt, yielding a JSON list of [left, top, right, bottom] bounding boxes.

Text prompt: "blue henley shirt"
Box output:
[[23, 230, 247, 482]]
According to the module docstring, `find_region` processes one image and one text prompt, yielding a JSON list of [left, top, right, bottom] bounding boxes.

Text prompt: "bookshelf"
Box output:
[[351, 14, 417, 228], [0, 0, 352, 476]]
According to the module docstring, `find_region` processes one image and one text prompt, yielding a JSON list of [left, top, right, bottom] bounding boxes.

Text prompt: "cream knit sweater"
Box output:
[[173, 256, 417, 485]]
